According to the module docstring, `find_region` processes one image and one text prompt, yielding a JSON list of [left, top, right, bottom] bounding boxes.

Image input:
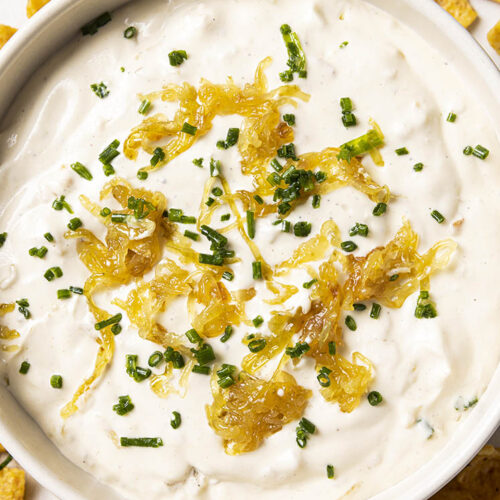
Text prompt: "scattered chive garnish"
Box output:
[[303, 278, 317, 289], [185, 328, 202, 344], [90, 82, 109, 99], [345, 315, 357, 331], [372, 202, 387, 216], [248, 339, 266, 353], [184, 230, 199, 241], [294, 221, 312, 237], [181, 122, 197, 135], [170, 411, 182, 429], [0, 233, 7, 248], [50, 374, 63, 389], [283, 114, 296, 126], [222, 271, 234, 281], [472, 145, 489, 160], [370, 303, 381, 319], [113, 395, 134, 415], [168, 50, 188, 66], [353, 303, 366, 311], [81, 12, 112, 36], [44, 232, 54, 242], [413, 162, 424, 172], [193, 158, 204, 168], [148, 351, 164, 367], [349, 222, 368, 237], [252, 261, 262, 279], [29, 246, 48, 258], [395, 147, 409, 156], [446, 112, 457, 123], [217, 128, 240, 149], [279, 24, 307, 81], [285, 342, 310, 358], [246, 210, 256, 239], [120, 437, 163, 448], [368, 391, 383, 406], [192, 365, 211, 375], [431, 210, 445, 224], [327, 465, 335, 479], [220, 325, 233, 342], [95, 313, 122, 330], [150, 147, 165, 167], [52, 195, 73, 213], [252, 315, 264, 327], [123, 26, 137, 39], [341, 241, 357, 252], [57, 289, 71, 300], [328, 341, 336, 355], [312, 194, 321, 208], [70, 162, 93, 181], [19, 361, 30, 375], [337, 128, 384, 162], [138, 99, 151, 115]]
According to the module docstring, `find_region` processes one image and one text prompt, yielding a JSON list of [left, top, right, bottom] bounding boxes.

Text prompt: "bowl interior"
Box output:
[[0, 1, 498, 499]]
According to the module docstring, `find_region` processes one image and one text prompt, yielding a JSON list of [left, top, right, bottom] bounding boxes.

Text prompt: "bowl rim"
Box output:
[[0, 0, 499, 499]]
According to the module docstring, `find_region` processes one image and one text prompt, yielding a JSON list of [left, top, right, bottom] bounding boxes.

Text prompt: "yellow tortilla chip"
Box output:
[[431, 445, 500, 499], [27, 0, 51, 18], [435, 0, 478, 28], [0, 25, 17, 50], [0, 468, 25, 500], [488, 20, 500, 55]]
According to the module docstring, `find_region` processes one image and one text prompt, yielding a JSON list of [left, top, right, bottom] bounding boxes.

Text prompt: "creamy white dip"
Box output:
[[0, 0, 499, 499]]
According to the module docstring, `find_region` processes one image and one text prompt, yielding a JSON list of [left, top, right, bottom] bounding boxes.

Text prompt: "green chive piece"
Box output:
[[220, 325, 233, 343], [138, 99, 151, 115], [19, 361, 30, 374], [137, 170, 148, 180], [69, 286, 83, 295], [43, 232, 54, 242], [111, 213, 127, 223], [29, 246, 48, 258], [148, 351, 164, 367], [252, 261, 262, 279], [200, 225, 227, 248], [413, 162, 424, 172], [90, 82, 109, 99], [299, 417, 316, 434], [340, 97, 353, 113], [120, 437, 163, 448], [222, 271, 234, 281], [192, 364, 211, 375], [317, 370, 331, 387], [342, 111, 357, 128], [95, 313, 122, 330], [271, 158, 283, 172], [210, 158, 221, 177], [100, 207, 111, 217], [370, 303, 381, 319], [70, 162, 93, 181], [123, 26, 137, 39], [372, 202, 387, 216], [81, 11, 111, 36], [113, 395, 135, 416], [415, 290, 437, 319], [248, 339, 266, 353], [252, 315, 264, 328], [168, 50, 188, 66], [246, 210, 256, 239], [285, 342, 310, 359], [294, 221, 312, 237], [50, 374, 63, 389], [181, 122, 197, 135], [281, 220, 291, 233], [312, 194, 321, 209], [164, 347, 185, 369], [170, 411, 181, 429], [211, 187, 223, 197], [150, 147, 165, 167], [277, 142, 298, 160], [44, 266, 63, 282], [221, 214, 230, 222], [389, 274, 399, 282], [279, 24, 307, 81], [217, 128, 240, 149], [111, 324, 122, 335], [191, 343, 216, 365], [184, 230, 199, 241], [349, 222, 369, 237], [52, 195, 73, 213], [368, 391, 383, 406], [328, 341, 336, 355], [337, 128, 384, 162], [57, 289, 72, 300], [185, 328, 202, 344], [193, 158, 203, 168], [341, 241, 357, 252], [395, 147, 409, 156], [327, 465, 335, 479], [303, 278, 317, 289], [16, 298, 30, 319], [463, 146, 473, 156], [431, 210, 445, 224], [339, 41, 349, 48], [345, 315, 357, 331], [446, 112, 457, 123], [472, 145, 489, 160], [353, 303, 366, 311], [67, 218, 83, 231], [217, 375, 235, 388], [283, 114, 296, 126]]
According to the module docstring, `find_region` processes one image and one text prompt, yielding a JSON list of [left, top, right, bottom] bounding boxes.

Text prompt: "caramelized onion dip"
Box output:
[[0, 0, 499, 498]]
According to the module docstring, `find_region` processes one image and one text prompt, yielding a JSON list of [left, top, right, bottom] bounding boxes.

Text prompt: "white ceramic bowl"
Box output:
[[0, 1, 498, 499]]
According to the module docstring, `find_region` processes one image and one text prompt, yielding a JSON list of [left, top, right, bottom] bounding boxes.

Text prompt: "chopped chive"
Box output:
[[100, 207, 111, 217], [185, 328, 202, 344], [413, 162, 424, 172], [148, 351, 164, 367], [164, 347, 185, 369], [95, 313, 122, 330], [246, 211, 256, 239], [345, 315, 357, 331], [293, 221, 312, 237], [181, 122, 197, 135], [299, 417, 316, 434], [67, 217, 82, 231], [337, 128, 384, 162], [353, 303, 366, 311], [431, 210, 445, 224], [90, 82, 109, 99], [317, 370, 331, 387], [342, 111, 357, 128], [267, 172, 281, 187], [248, 339, 266, 353], [212, 187, 223, 197], [389, 274, 399, 282], [220, 325, 233, 343], [327, 464, 335, 479], [113, 395, 134, 416], [222, 271, 234, 281], [168, 50, 188, 66], [370, 303, 381, 319], [29, 246, 48, 258], [303, 278, 317, 289], [50, 374, 63, 389], [341, 240, 357, 252], [200, 225, 227, 248], [52, 195, 73, 213], [184, 230, 199, 241], [312, 194, 321, 209], [271, 158, 283, 172], [279, 24, 307, 81], [111, 213, 127, 223], [217, 128, 240, 149], [193, 158, 204, 168], [372, 202, 387, 216], [472, 145, 489, 160], [315, 171, 327, 183], [191, 343, 215, 365], [44, 266, 63, 282], [199, 253, 223, 266], [123, 26, 137, 39], [138, 99, 151, 114], [81, 11, 111, 36], [0, 455, 13, 471], [252, 315, 264, 328], [252, 261, 262, 279], [463, 146, 473, 156], [285, 342, 310, 359], [283, 114, 296, 126], [19, 361, 30, 375], [205, 197, 215, 207], [328, 341, 336, 355], [180, 215, 196, 224], [349, 222, 368, 237], [69, 286, 83, 295], [210, 158, 221, 177], [277, 143, 298, 160], [120, 437, 163, 448], [192, 364, 210, 375], [368, 391, 383, 406], [70, 162, 93, 181], [339, 41, 349, 48], [137, 170, 148, 180], [395, 147, 409, 156], [253, 194, 264, 205], [446, 112, 457, 123], [111, 324, 122, 335], [170, 411, 181, 429], [57, 289, 71, 300], [340, 97, 353, 113], [280, 220, 291, 233], [43, 232, 54, 242], [217, 375, 235, 388], [150, 147, 165, 167]]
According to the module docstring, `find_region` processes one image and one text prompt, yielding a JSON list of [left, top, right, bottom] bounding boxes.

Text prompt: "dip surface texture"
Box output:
[[0, 0, 499, 499]]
